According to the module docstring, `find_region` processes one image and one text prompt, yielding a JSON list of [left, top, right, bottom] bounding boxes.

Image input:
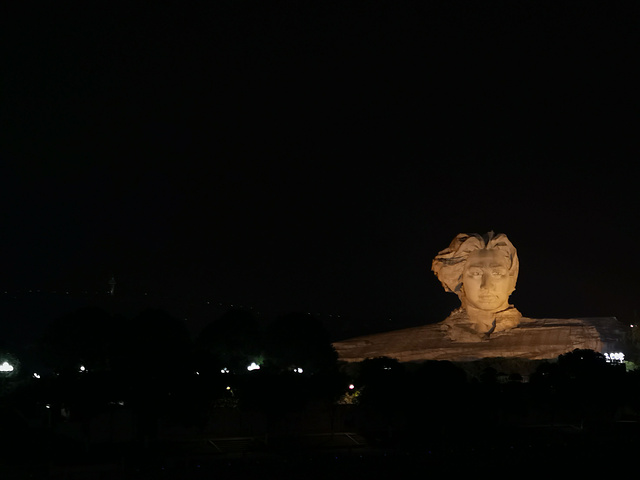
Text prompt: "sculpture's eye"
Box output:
[[467, 269, 483, 277], [492, 269, 507, 277]]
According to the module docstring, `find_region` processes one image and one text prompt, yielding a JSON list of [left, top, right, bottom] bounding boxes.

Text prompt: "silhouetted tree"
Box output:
[[480, 366, 499, 384], [113, 309, 194, 444], [195, 308, 263, 373], [403, 360, 469, 438], [222, 313, 340, 422], [352, 357, 407, 439], [125, 308, 192, 377], [357, 356, 403, 384], [37, 307, 118, 373], [408, 360, 468, 403], [558, 349, 609, 377], [531, 350, 624, 428], [263, 312, 338, 374]]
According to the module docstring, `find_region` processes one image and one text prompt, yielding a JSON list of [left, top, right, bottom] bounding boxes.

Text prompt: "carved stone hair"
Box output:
[[431, 231, 519, 296]]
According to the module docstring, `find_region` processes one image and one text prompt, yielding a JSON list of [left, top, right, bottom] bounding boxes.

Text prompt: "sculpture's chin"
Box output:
[[443, 304, 522, 342], [462, 300, 510, 314]]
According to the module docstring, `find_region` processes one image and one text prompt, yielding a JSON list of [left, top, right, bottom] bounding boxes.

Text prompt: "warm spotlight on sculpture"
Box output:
[[432, 232, 521, 342], [333, 231, 628, 364]]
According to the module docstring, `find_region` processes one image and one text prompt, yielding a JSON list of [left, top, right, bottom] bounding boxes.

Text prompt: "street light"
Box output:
[[247, 362, 260, 371], [0, 361, 13, 372]]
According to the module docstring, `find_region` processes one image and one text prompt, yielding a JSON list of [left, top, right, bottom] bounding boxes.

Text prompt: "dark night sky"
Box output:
[[2, 2, 639, 345]]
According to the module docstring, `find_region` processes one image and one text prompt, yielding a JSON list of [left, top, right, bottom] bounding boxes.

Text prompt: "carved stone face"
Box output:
[[461, 249, 515, 312]]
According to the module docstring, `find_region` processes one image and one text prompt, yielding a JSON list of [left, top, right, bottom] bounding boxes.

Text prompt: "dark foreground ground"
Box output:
[[1, 421, 638, 479]]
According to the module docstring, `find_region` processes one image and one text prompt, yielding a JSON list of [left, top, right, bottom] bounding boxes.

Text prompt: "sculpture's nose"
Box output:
[[480, 272, 489, 289]]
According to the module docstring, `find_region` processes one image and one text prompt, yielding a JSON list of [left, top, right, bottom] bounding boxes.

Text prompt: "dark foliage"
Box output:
[[9, 308, 640, 473], [124, 308, 192, 376], [263, 312, 338, 374], [36, 307, 122, 373], [194, 309, 263, 373]]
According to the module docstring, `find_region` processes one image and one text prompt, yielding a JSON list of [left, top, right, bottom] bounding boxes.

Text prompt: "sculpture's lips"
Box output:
[[478, 294, 498, 301]]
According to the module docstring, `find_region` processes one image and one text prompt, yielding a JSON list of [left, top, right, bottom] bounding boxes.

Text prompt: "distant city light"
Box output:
[[221, 367, 229, 374], [33, 373, 41, 379], [293, 367, 303, 374], [247, 362, 260, 371], [79, 365, 86, 372]]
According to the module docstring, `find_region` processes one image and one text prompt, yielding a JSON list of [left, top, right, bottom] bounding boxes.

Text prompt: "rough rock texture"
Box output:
[[332, 317, 628, 363], [432, 232, 522, 340]]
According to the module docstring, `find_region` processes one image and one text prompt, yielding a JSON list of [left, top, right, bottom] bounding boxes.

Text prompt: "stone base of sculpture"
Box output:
[[332, 317, 627, 363]]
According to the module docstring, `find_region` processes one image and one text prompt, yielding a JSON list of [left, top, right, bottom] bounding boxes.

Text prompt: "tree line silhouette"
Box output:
[[2, 305, 640, 472]]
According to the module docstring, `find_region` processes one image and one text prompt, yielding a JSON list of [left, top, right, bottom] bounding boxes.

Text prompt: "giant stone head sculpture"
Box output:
[[432, 232, 522, 341]]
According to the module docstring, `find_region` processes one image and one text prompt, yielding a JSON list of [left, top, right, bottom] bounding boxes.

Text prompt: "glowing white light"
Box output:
[[221, 367, 229, 374], [33, 373, 40, 379], [0, 361, 14, 372], [247, 362, 260, 371], [226, 386, 231, 390], [79, 365, 86, 372], [293, 367, 303, 373], [45, 404, 51, 409], [348, 384, 355, 390], [605, 352, 625, 363]]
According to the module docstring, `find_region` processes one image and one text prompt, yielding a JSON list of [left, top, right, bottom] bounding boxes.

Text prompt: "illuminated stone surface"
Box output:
[[333, 317, 627, 363], [432, 232, 521, 342], [333, 231, 628, 363]]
